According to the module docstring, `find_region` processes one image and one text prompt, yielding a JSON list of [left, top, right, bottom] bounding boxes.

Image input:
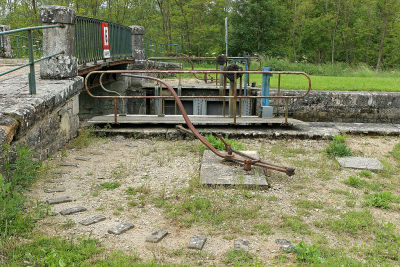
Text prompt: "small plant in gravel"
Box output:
[[390, 142, 400, 163], [359, 170, 373, 178], [344, 176, 366, 188], [254, 223, 272, 235], [364, 191, 396, 209], [200, 134, 244, 151], [99, 182, 121, 190], [325, 135, 352, 157]]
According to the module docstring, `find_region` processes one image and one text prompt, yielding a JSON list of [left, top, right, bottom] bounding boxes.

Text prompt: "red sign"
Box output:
[[102, 22, 110, 49]]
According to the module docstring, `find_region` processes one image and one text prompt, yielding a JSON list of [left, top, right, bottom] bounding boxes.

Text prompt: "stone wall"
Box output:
[[268, 89, 400, 123], [0, 75, 83, 160]]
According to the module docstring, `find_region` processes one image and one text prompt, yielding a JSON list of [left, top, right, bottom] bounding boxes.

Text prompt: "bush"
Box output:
[[325, 135, 352, 157]]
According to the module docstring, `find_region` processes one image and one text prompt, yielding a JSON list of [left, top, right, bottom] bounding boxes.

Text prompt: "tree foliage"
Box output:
[[1, 0, 399, 68]]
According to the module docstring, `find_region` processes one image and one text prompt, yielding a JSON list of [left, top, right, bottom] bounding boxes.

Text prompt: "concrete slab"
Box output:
[[80, 215, 106, 226], [200, 150, 268, 187], [60, 206, 87, 215], [188, 235, 207, 250], [146, 230, 168, 243], [336, 157, 383, 171], [108, 222, 134, 235]]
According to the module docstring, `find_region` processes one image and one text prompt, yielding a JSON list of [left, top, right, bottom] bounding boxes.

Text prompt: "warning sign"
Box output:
[[102, 22, 110, 58]]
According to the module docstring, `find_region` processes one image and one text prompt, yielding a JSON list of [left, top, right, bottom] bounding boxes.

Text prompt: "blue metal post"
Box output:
[[261, 67, 272, 106], [243, 58, 248, 96]]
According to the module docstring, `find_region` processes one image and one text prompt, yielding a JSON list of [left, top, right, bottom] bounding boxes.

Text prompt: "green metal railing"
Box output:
[[9, 34, 43, 58], [0, 25, 63, 95], [75, 16, 132, 65]]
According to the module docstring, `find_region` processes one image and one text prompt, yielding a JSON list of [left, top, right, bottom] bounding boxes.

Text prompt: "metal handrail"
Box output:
[[75, 16, 132, 65], [84, 69, 311, 125], [0, 25, 63, 94]]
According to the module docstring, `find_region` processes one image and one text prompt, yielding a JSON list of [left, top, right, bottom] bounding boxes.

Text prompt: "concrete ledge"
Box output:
[[0, 73, 83, 158], [268, 89, 400, 123]]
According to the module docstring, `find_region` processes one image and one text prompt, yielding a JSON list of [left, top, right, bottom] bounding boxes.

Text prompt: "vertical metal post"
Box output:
[[27, 29, 36, 95], [244, 59, 248, 96], [261, 67, 272, 106], [225, 17, 228, 57], [233, 73, 237, 124], [222, 76, 226, 117], [16, 36, 20, 58]]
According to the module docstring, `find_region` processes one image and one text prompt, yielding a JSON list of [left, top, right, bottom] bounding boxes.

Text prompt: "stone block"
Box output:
[[75, 156, 91, 161], [45, 196, 72, 205], [146, 230, 168, 243], [108, 222, 134, 235], [188, 235, 207, 250], [44, 187, 66, 193], [39, 5, 76, 24], [80, 215, 106, 226], [336, 157, 383, 170], [60, 162, 78, 167], [200, 150, 268, 187], [234, 238, 250, 251], [275, 239, 295, 252], [60, 206, 87, 215]]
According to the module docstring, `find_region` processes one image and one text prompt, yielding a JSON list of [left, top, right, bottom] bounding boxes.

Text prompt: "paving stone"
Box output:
[[51, 178, 65, 183], [336, 157, 383, 171], [60, 206, 87, 215], [60, 162, 79, 167], [126, 143, 138, 148], [75, 156, 91, 161], [80, 215, 106, 226], [188, 235, 207, 250], [146, 230, 169, 243], [44, 187, 66, 193], [91, 151, 104, 155], [45, 196, 72, 205], [107, 222, 134, 235], [52, 170, 70, 175], [275, 239, 295, 252], [234, 238, 250, 251], [200, 150, 268, 187]]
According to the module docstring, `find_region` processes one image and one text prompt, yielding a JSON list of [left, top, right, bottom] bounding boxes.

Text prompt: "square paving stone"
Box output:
[[108, 222, 134, 235], [60, 206, 87, 215], [45, 196, 72, 205], [234, 238, 250, 251], [44, 187, 66, 193], [146, 230, 168, 243], [80, 215, 106, 226], [200, 150, 268, 187], [75, 156, 91, 161], [336, 157, 383, 171], [188, 235, 207, 250]]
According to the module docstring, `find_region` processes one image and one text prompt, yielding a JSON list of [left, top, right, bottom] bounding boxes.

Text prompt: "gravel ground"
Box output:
[[27, 134, 400, 265]]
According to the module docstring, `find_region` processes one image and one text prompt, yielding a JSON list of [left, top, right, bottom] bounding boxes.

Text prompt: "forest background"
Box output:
[[1, 0, 399, 71]]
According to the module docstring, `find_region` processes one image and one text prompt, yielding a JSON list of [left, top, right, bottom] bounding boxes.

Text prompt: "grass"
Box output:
[[99, 182, 121, 190], [223, 249, 256, 266], [200, 134, 244, 152], [325, 135, 352, 157]]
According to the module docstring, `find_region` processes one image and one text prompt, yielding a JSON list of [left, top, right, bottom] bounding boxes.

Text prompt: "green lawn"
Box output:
[[261, 75, 400, 92]]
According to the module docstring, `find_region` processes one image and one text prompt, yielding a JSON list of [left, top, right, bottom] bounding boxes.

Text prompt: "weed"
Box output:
[[91, 191, 99, 197], [99, 182, 121, 190], [267, 196, 279, 201], [69, 126, 102, 149], [125, 187, 137, 195], [61, 219, 76, 229], [344, 176, 367, 188], [323, 210, 373, 236], [280, 215, 310, 235], [224, 249, 256, 266], [200, 134, 244, 152], [364, 192, 395, 209], [254, 223, 271, 235], [295, 242, 324, 264], [325, 135, 352, 157], [390, 142, 400, 163], [295, 199, 323, 210], [359, 170, 373, 178]]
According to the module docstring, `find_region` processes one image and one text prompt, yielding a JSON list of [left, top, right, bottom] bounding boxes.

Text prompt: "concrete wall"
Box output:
[[0, 76, 83, 160], [268, 89, 400, 123]]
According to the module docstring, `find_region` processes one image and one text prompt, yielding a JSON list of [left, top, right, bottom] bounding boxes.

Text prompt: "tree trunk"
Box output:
[[376, 11, 389, 71]]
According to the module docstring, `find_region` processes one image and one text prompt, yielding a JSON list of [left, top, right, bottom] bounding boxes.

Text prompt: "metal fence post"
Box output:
[[27, 29, 36, 94]]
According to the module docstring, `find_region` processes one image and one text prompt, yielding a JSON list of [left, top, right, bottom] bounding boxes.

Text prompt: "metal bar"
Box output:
[[27, 29, 36, 94], [0, 51, 63, 77], [0, 24, 62, 36]]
